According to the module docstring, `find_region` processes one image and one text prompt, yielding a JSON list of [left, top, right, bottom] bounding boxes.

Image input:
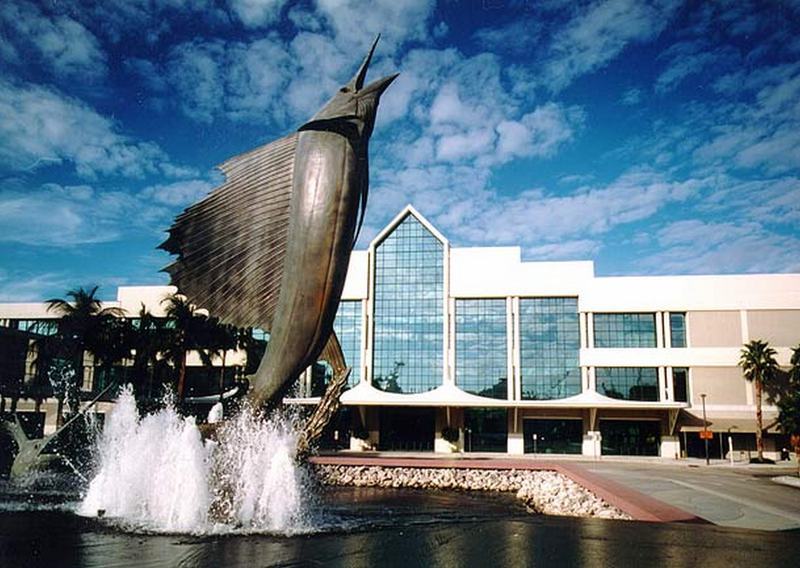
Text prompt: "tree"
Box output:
[[777, 344, 800, 475], [739, 339, 779, 461], [46, 286, 124, 425], [161, 293, 211, 400], [129, 304, 171, 401]]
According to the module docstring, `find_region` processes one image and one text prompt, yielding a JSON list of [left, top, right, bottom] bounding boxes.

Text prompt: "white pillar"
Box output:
[[660, 436, 680, 459], [582, 431, 601, 458]]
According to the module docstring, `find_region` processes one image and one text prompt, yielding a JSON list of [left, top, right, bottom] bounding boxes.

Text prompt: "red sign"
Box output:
[[699, 430, 713, 440]]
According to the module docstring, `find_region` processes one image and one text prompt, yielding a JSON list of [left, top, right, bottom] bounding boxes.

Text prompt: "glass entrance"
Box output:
[[378, 407, 435, 451], [600, 420, 660, 456], [523, 419, 582, 454], [464, 408, 507, 452]]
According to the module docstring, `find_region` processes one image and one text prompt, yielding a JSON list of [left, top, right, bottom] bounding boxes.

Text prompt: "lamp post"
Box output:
[[701, 393, 709, 466]]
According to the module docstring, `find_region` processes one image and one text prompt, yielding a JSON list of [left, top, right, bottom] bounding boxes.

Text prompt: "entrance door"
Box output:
[[464, 409, 507, 452], [378, 407, 435, 451], [523, 419, 582, 454], [600, 420, 660, 456]]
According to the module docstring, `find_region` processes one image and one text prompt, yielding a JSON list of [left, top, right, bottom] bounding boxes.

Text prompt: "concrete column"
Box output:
[[665, 367, 674, 402], [588, 367, 596, 392], [508, 431, 524, 455], [663, 312, 672, 348], [657, 367, 666, 402], [660, 436, 681, 459], [655, 311, 664, 348], [586, 312, 594, 348], [579, 312, 588, 349], [582, 431, 602, 459]]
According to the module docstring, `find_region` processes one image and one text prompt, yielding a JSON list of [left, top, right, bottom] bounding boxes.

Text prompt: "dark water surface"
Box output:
[[1, 485, 798, 567]]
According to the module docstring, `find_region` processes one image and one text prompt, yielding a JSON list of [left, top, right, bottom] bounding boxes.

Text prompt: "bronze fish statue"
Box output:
[[160, 36, 397, 408]]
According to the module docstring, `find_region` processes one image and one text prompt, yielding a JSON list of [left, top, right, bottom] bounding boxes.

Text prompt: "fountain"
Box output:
[[78, 387, 315, 534]]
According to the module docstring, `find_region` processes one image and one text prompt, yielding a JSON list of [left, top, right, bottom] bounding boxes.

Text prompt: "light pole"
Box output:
[[533, 433, 538, 456], [701, 393, 709, 466]]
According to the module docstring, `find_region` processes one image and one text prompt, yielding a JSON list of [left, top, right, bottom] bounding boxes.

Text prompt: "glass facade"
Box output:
[[519, 298, 580, 400], [372, 214, 444, 394], [673, 367, 688, 402], [455, 299, 507, 399], [593, 313, 656, 348], [596, 367, 659, 401], [333, 300, 361, 388], [669, 312, 686, 347]]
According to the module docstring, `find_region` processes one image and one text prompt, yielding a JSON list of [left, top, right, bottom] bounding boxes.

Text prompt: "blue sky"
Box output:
[[1, 0, 799, 301]]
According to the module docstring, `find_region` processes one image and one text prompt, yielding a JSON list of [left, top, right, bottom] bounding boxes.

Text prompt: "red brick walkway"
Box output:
[[309, 455, 703, 524]]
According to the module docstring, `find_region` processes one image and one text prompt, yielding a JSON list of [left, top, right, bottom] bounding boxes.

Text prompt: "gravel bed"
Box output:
[[313, 464, 631, 520]]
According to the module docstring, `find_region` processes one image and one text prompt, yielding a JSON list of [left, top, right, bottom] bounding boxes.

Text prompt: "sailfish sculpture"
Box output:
[[160, 37, 397, 408]]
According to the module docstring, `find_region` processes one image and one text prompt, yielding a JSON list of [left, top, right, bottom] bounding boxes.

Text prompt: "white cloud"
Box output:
[[644, 220, 800, 274], [0, 184, 143, 246], [620, 87, 642, 105], [544, 0, 680, 91], [525, 239, 601, 260], [0, 80, 182, 178], [0, 269, 72, 302], [0, 0, 106, 79], [228, 0, 287, 27], [314, 0, 436, 55], [140, 179, 216, 207], [496, 104, 585, 162], [655, 41, 736, 94]]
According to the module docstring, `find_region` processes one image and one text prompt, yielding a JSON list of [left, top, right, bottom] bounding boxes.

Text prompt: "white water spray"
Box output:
[[78, 387, 316, 534]]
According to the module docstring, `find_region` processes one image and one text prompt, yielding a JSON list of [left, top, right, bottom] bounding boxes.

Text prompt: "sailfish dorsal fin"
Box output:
[[160, 133, 298, 330]]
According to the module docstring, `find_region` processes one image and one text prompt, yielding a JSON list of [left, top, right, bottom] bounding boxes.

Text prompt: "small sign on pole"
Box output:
[[699, 430, 713, 440]]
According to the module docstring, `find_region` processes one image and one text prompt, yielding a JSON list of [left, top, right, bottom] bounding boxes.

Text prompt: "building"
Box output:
[[1, 205, 798, 459]]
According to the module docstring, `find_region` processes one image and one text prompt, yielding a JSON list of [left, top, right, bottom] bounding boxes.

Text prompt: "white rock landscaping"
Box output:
[[313, 465, 631, 520]]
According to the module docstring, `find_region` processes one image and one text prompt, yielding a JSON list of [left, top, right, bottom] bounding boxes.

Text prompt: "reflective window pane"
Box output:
[[670, 313, 686, 348], [332, 300, 361, 388], [596, 367, 659, 401], [373, 214, 443, 394], [455, 299, 507, 399], [519, 298, 580, 400], [673, 367, 688, 402], [593, 313, 656, 348]]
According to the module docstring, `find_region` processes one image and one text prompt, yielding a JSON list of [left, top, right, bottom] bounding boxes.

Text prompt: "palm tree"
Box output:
[[46, 286, 124, 425], [205, 319, 240, 401], [161, 293, 209, 400], [739, 339, 779, 461], [130, 304, 170, 400]]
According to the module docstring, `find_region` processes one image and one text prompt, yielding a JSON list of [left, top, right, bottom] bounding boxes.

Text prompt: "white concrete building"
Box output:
[[1, 205, 798, 460]]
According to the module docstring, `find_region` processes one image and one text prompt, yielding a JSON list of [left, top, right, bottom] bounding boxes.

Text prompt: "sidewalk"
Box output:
[[313, 452, 800, 531], [583, 461, 800, 531]]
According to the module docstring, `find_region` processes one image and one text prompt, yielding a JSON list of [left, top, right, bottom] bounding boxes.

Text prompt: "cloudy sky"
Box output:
[[1, 0, 799, 301]]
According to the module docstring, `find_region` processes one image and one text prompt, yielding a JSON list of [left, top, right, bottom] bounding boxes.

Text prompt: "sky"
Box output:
[[1, 0, 799, 302]]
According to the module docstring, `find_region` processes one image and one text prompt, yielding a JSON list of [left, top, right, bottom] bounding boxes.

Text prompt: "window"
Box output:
[[596, 367, 659, 401], [372, 214, 444, 394], [519, 298, 580, 400], [455, 299, 507, 399], [14, 319, 58, 336], [593, 313, 656, 348], [673, 367, 688, 402], [333, 300, 361, 388], [669, 313, 686, 347]]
